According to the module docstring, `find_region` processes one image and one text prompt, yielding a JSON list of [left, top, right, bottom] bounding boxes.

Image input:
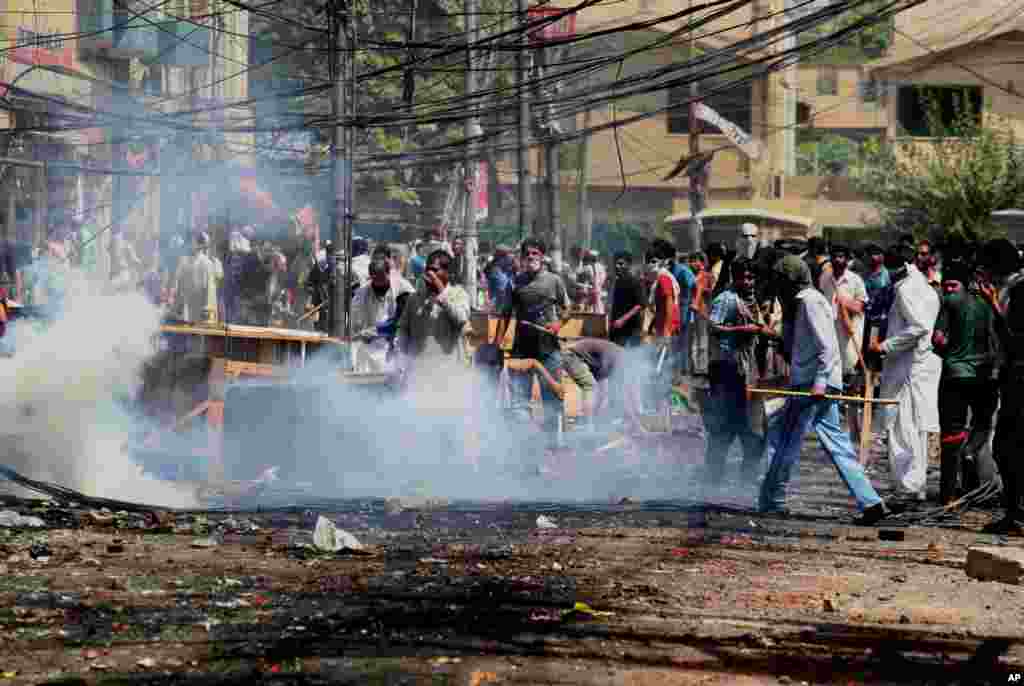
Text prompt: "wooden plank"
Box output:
[[224, 360, 287, 379], [859, 369, 875, 465], [160, 323, 344, 345]]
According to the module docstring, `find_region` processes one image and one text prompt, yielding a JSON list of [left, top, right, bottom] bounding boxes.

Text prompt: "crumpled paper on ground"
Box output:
[[312, 516, 363, 552]]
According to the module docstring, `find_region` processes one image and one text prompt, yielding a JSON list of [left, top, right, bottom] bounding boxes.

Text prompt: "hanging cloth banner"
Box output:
[[693, 102, 765, 161]]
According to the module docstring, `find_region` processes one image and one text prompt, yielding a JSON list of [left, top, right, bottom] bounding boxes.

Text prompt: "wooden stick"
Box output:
[[859, 324, 881, 465], [748, 387, 897, 405], [297, 302, 325, 322]]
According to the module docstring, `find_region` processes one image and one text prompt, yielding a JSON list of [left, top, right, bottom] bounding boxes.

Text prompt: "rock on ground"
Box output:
[[966, 546, 1024, 585]]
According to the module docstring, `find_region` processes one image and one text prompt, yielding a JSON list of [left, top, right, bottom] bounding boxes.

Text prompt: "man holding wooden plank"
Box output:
[[758, 255, 890, 525]]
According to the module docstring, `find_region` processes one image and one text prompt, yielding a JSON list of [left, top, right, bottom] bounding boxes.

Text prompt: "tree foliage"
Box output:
[[796, 133, 860, 176], [798, 0, 894, 64], [249, 0, 512, 224], [854, 89, 1024, 243]]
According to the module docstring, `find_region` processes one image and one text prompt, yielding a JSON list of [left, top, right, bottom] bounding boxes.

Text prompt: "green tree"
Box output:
[[799, 0, 895, 64], [854, 90, 1024, 243], [796, 133, 861, 176], [249, 0, 514, 225]]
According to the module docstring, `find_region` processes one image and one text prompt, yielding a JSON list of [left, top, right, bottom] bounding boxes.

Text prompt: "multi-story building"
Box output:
[[0, 0, 248, 292]]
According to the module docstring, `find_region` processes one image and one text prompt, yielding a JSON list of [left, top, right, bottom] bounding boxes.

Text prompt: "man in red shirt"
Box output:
[[644, 246, 681, 338]]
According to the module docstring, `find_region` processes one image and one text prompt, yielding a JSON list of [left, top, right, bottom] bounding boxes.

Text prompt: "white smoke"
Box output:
[[0, 268, 197, 508]]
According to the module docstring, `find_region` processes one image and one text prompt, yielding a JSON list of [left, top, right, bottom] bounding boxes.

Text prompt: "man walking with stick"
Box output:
[[758, 255, 890, 524]]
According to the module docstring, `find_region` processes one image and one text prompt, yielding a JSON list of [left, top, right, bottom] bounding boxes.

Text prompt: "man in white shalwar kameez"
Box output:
[[870, 244, 941, 503]]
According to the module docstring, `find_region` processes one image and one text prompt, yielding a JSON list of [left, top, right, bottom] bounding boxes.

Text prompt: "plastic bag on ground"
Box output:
[[312, 515, 363, 552]]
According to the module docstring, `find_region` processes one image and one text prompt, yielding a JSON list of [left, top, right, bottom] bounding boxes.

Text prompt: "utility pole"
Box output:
[[576, 108, 591, 252], [685, 0, 701, 254], [343, 18, 357, 339], [539, 45, 561, 272], [516, 0, 532, 238], [463, 0, 479, 307], [329, 0, 347, 338]]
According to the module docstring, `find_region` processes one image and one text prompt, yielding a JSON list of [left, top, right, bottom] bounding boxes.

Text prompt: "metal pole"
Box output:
[[329, 0, 346, 338], [463, 0, 479, 308], [343, 20, 357, 340], [34, 164, 45, 250], [685, 0, 701, 255], [541, 46, 561, 272], [576, 108, 592, 252], [516, 0, 532, 237]]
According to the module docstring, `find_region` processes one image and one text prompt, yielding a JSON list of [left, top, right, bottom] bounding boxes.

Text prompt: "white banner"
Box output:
[[694, 103, 764, 161]]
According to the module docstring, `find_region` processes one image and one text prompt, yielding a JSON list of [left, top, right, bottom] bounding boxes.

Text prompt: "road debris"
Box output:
[[966, 546, 1024, 585], [0, 510, 45, 528], [312, 516, 363, 552], [536, 515, 558, 529]]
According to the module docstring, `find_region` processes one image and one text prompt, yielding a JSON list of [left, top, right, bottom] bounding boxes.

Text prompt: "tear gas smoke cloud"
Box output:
[[0, 262, 752, 508], [0, 267, 197, 509], [216, 343, 722, 505]]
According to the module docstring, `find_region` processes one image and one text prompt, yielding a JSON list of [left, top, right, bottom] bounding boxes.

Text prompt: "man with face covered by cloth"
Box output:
[[704, 258, 775, 488], [396, 249, 471, 370], [759, 255, 890, 524], [496, 238, 570, 455], [352, 245, 416, 371]]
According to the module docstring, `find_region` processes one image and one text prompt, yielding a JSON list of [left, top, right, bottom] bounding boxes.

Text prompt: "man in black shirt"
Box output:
[[609, 251, 645, 347]]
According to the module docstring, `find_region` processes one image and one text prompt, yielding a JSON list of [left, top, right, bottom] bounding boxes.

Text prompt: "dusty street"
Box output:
[[2, 443, 1024, 686]]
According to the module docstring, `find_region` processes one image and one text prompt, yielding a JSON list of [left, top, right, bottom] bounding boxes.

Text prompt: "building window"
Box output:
[[667, 80, 753, 135], [896, 85, 983, 136], [817, 67, 838, 96], [797, 102, 812, 125]]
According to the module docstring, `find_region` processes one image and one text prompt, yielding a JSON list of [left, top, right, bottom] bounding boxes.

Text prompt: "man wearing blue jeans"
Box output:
[[496, 238, 569, 456], [758, 255, 889, 525]]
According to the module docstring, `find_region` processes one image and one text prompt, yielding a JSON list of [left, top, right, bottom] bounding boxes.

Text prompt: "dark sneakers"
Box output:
[[981, 517, 1024, 536], [853, 502, 889, 526]]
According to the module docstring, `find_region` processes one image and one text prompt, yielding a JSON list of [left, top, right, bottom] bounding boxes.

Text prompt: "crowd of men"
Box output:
[[474, 226, 1024, 532], [3, 212, 1023, 533]]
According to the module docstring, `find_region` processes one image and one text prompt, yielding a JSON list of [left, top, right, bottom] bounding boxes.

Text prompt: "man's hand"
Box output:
[[611, 317, 624, 330], [810, 383, 826, 399], [424, 272, 444, 295], [978, 282, 1001, 312], [546, 321, 562, 335], [868, 339, 884, 355]]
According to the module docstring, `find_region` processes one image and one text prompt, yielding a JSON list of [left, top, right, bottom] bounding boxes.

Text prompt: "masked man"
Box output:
[[736, 222, 760, 261], [759, 255, 889, 523], [496, 238, 570, 454], [396, 248, 471, 370], [351, 245, 415, 371], [869, 244, 941, 505], [705, 258, 774, 487]]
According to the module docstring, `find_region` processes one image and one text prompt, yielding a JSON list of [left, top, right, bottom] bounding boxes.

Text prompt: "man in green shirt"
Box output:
[[933, 263, 997, 504]]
